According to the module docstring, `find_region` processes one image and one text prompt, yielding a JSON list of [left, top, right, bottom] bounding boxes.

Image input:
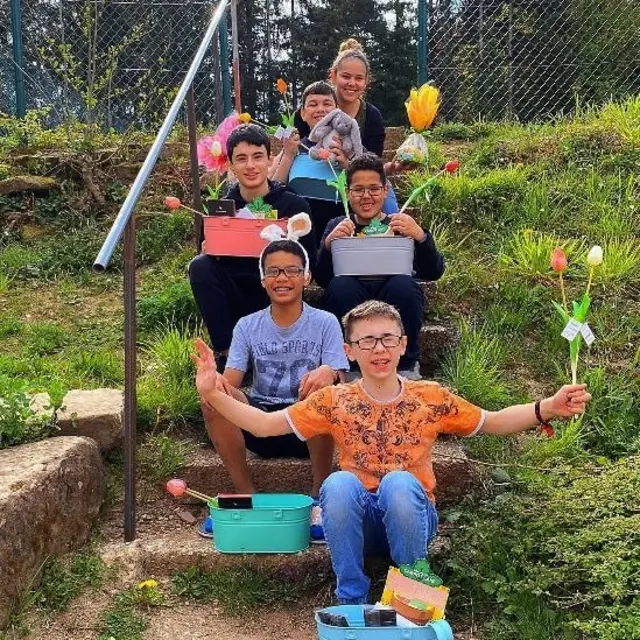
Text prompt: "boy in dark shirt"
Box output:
[[189, 125, 316, 371], [315, 153, 445, 377]]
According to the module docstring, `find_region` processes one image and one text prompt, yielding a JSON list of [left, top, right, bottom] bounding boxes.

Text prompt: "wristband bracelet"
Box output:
[[535, 400, 555, 437]]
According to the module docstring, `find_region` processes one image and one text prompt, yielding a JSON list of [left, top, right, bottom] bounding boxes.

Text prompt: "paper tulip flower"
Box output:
[[444, 159, 460, 173], [197, 135, 227, 174], [405, 84, 440, 133], [586, 245, 603, 295], [166, 478, 187, 497], [239, 112, 252, 124], [551, 248, 568, 273], [276, 78, 288, 94], [164, 196, 182, 210]]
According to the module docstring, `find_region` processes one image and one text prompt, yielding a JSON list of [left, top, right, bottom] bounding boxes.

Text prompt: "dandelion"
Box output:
[[137, 579, 158, 590], [405, 84, 440, 132]]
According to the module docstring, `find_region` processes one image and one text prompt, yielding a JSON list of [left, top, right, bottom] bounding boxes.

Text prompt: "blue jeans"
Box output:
[[319, 470, 439, 604]]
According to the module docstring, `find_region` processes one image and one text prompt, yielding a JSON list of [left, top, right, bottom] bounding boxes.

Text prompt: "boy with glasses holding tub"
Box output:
[[314, 152, 445, 379]]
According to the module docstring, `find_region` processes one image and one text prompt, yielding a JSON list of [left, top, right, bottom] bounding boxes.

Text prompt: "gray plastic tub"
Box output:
[[331, 236, 415, 276]]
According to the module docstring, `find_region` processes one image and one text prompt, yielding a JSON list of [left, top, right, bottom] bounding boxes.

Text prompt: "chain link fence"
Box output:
[[2, 0, 639, 129], [0, 0, 227, 129], [428, 0, 640, 122]]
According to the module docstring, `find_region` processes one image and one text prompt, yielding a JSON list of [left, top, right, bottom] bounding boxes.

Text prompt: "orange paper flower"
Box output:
[[239, 112, 252, 124], [551, 248, 568, 273], [164, 196, 182, 210], [276, 78, 288, 94]]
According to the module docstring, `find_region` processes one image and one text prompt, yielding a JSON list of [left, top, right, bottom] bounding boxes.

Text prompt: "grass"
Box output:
[[172, 565, 324, 615], [1, 98, 639, 636]]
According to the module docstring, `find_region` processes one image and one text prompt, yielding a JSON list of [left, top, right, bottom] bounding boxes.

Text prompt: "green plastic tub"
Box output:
[[209, 493, 313, 554]]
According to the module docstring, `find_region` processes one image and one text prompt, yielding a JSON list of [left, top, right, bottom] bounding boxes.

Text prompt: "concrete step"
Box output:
[[180, 438, 475, 508], [304, 280, 437, 321]]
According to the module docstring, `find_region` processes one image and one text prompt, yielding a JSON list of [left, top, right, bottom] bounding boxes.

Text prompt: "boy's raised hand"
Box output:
[[329, 136, 349, 169], [548, 384, 592, 418], [191, 339, 222, 398], [283, 130, 301, 158], [389, 213, 426, 242], [324, 218, 356, 248]]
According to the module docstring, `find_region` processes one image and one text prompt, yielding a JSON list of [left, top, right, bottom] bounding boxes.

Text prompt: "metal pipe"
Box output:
[[219, 13, 232, 114], [123, 216, 137, 542], [10, 0, 26, 117], [93, 0, 229, 272], [417, 0, 428, 85], [231, 0, 241, 112], [187, 86, 204, 247]]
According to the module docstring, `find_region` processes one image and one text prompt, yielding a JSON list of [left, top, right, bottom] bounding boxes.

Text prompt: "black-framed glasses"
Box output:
[[263, 266, 305, 279], [349, 334, 402, 350], [348, 186, 384, 197]]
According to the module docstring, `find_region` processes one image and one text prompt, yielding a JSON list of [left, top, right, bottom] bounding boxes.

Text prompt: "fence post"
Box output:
[[10, 0, 26, 117], [219, 13, 232, 115], [417, 0, 428, 85], [230, 0, 241, 112]]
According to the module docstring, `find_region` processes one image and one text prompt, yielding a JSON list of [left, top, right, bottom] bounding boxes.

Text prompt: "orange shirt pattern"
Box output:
[[285, 379, 484, 502]]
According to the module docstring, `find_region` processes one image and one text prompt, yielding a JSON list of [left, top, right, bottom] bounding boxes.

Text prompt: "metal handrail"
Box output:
[[93, 0, 229, 271]]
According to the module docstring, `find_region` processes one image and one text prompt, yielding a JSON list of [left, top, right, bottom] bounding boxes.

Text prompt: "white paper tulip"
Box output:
[[587, 245, 603, 267]]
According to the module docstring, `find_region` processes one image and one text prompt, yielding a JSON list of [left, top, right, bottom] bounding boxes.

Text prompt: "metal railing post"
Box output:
[[10, 0, 26, 117], [94, 0, 230, 542], [123, 216, 137, 542], [231, 0, 241, 112], [219, 13, 232, 115], [417, 0, 428, 85], [187, 86, 204, 247]]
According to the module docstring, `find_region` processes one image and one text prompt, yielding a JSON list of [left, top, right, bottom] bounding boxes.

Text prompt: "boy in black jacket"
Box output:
[[189, 125, 317, 371], [315, 153, 444, 377]]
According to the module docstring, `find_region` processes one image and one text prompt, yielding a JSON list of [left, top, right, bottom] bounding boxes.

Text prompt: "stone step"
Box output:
[[419, 322, 457, 371], [100, 530, 333, 581], [304, 280, 437, 321], [179, 438, 475, 508]]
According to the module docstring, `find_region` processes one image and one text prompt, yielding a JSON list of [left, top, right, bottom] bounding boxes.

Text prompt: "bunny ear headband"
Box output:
[[258, 213, 313, 279]]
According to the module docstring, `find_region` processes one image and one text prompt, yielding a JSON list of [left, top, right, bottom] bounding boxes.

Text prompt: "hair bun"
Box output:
[[339, 38, 363, 53]]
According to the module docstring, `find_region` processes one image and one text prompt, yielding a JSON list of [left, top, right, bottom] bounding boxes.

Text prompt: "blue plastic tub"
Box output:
[[209, 493, 313, 554], [316, 605, 453, 640], [290, 153, 339, 201]]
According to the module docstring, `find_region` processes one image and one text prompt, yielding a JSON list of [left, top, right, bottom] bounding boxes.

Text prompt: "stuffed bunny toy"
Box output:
[[308, 109, 363, 162]]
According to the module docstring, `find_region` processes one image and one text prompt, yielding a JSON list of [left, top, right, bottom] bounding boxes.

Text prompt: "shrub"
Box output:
[[0, 375, 51, 448], [138, 434, 195, 481], [136, 212, 193, 265], [447, 458, 640, 640]]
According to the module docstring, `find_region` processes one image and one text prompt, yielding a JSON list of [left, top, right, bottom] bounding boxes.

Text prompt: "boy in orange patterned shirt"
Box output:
[[192, 301, 591, 605]]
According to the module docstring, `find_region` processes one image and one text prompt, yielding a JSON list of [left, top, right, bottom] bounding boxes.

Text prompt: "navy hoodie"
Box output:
[[214, 180, 317, 279]]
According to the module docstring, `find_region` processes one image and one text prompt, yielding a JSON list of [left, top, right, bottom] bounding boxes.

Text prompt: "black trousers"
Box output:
[[188, 255, 269, 353], [323, 275, 424, 369]]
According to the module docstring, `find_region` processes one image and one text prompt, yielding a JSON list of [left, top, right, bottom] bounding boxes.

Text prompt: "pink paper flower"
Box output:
[[166, 478, 187, 497], [444, 159, 461, 173], [551, 248, 568, 273], [197, 135, 227, 174]]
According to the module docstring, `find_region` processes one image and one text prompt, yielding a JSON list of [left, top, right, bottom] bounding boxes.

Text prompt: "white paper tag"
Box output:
[[283, 126, 294, 139], [273, 126, 285, 140], [580, 322, 596, 346], [561, 318, 583, 341]]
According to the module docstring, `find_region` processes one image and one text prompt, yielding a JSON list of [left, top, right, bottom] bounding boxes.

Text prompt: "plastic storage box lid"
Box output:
[[331, 236, 415, 277], [289, 153, 341, 202], [315, 605, 454, 640]]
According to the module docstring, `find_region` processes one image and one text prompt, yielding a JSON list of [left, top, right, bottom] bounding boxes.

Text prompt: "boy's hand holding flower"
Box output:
[[389, 214, 425, 242], [542, 383, 592, 419], [325, 218, 356, 248], [283, 129, 301, 159]]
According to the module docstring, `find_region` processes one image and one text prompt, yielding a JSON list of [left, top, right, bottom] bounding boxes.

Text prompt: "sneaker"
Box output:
[[197, 516, 214, 539], [310, 501, 326, 545], [399, 558, 443, 587]]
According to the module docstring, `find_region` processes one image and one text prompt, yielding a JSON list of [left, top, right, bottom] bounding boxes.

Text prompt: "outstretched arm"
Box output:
[[482, 384, 591, 436], [192, 339, 291, 437]]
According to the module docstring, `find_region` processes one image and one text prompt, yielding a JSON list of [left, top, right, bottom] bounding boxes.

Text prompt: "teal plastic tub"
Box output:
[[316, 606, 453, 640], [209, 493, 313, 554]]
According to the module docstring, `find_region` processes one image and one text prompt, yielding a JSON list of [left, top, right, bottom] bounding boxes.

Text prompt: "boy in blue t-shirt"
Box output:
[[200, 238, 349, 541]]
